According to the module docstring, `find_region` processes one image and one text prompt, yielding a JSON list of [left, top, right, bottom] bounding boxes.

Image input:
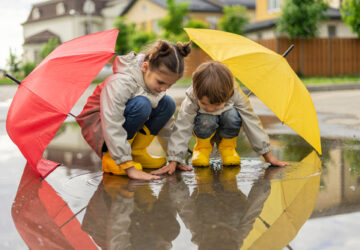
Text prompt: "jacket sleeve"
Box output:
[[167, 90, 199, 163], [100, 75, 134, 164], [233, 86, 271, 155]]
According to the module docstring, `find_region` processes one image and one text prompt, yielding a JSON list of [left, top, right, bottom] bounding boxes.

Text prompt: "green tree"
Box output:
[[218, 6, 249, 35], [341, 0, 360, 38], [6, 48, 21, 75], [22, 61, 36, 76], [186, 19, 210, 29], [158, 0, 189, 38], [131, 31, 157, 52], [114, 17, 135, 55], [40, 38, 59, 60], [276, 0, 328, 39]]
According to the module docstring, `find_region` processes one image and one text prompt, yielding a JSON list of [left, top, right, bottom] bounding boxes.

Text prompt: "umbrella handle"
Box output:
[[282, 44, 294, 58], [5, 74, 21, 85]]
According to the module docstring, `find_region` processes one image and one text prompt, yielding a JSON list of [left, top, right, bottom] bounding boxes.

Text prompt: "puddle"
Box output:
[[7, 121, 360, 249]]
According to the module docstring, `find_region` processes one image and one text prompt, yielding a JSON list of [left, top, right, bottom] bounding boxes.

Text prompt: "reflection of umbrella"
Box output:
[[6, 29, 118, 177], [12, 164, 97, 249], [240, 151, 321, 249], [184, 28, 321, 155]]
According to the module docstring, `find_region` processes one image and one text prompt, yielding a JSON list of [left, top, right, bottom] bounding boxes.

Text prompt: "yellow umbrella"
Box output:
[[184, 28, 322, 155], [240, 150, 321, 250]]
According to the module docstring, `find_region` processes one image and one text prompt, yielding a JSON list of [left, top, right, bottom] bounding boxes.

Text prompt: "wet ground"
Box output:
[[1, 87, 360, 249]]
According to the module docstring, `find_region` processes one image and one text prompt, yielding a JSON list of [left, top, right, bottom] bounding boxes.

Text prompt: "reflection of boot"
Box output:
[[191, 133, 215, 167], [194, 168, 214, 194], [102, 174, 134, 199], [131, 126, 166, 169], [218, 137, 241, 166], [219, 166, 241, 191], [102, 137, 142, 175]]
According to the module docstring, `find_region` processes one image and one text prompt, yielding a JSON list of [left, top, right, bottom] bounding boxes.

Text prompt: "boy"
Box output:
[[152, 61, 288, 175]]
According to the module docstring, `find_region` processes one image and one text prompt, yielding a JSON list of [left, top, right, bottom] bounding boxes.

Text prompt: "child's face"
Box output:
[[198, 96, 225, 112], [142, 62, 179, 94]]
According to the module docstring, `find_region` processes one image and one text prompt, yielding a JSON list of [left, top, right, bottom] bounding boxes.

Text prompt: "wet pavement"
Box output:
[[1, 86, 360, 249]]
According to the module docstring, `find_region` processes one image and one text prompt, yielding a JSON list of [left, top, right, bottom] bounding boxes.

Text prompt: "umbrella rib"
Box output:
[[21, 85, 69, 116]]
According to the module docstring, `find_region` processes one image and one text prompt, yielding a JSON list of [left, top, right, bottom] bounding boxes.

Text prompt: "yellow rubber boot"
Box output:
[[131, 126, 166, 169], [102, 138, 142, 175], [191, 133, 215, 167], [218, 137, 241, 166]]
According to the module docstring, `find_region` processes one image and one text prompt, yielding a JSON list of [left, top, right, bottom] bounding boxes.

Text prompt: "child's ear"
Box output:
[[142, 61, 149, 73]]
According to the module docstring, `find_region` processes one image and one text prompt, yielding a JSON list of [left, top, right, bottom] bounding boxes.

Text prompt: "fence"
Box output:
[[183, 37, 360, 77]]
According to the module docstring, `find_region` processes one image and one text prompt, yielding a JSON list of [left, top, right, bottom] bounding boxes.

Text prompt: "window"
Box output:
[[206, 16, 218, 29], [257, 32, 263, 39], [56, 2, 66, 15], [152, 19, 161, 34], [83, 0, 95, 14], [268, 0, 282, 13], [328, 25, 336, 38], [32, 8, 40, 20]]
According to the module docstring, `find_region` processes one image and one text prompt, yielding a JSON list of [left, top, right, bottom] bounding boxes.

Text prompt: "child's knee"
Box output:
[[127, 96, 152, 118], [158, 95, 176, 115], [194, 113, 219, 138]]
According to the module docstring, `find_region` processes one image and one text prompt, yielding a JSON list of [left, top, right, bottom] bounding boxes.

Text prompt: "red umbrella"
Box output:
[[12, 163, 97, 249], [6, 29, 118, 177]]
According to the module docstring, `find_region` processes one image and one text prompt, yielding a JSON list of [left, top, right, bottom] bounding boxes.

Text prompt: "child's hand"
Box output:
[[263, 151, 290, 167], [151, 161, 192, 175]]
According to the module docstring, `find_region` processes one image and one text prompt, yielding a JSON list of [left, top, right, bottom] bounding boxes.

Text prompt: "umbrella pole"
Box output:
[[247, 44, 295, 97], [5, 74, 21, 85]]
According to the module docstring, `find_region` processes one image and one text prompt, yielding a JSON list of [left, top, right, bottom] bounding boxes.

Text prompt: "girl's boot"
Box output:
[[131, 126, 166, 169]]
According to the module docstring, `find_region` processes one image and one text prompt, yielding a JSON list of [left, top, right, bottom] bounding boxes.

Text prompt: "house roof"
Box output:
[[24, 0, 106, 24], [121, 0, 255, 15], [244, 7, 342, 33], [24, 30, 61, 44]]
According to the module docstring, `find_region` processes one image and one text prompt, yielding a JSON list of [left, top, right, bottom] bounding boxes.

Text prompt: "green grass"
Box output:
[[300, 75, 360, 85]]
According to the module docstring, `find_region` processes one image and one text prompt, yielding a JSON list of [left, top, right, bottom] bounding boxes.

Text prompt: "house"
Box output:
[[244, 0, 357, 39], [121, 0, 256, 33], [22, 0, 131, 63]]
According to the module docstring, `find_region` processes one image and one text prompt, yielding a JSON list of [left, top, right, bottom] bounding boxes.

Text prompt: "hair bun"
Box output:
[[149, 41, 172, 62], [176, 41, 192, 57]]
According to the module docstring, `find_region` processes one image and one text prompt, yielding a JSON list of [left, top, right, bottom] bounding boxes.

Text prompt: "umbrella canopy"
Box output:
[[241, 151, 321, 249], [6, 29, 118, 177], [12, 164, 97, 249], [184, 28, 322, 155]]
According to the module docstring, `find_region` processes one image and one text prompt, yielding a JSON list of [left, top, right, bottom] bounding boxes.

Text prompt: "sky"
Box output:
[[0, 0, 44, 69]]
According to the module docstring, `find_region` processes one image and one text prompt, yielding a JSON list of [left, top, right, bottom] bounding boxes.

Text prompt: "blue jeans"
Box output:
[[123, 95, 176, 139], [193, 108, 242, 139]]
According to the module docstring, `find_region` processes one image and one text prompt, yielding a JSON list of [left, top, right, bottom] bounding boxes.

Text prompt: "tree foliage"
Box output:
[[276, 0, 328, 39], [6, 48, 21, 74], [40, 38, 59, 60], [218, 6, 249, 35], [341, 0, 360, 38], [114, 17, 135, 55], [158, 0, 189, 38]]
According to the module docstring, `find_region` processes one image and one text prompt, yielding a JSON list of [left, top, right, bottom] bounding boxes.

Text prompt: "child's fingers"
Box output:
[[179, 164, 192, 171], [151, 168, 168, 175]]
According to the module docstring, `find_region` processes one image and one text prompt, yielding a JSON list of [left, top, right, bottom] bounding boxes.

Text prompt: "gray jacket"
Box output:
[[77, 52, 171, 165], [167, 85, 271, 163]]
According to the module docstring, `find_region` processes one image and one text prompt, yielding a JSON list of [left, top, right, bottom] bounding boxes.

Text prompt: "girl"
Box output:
[[76, 40, 192, 180]]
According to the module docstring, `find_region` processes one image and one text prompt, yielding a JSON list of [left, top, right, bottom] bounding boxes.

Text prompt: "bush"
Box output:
[[219, 6, 249, 35], [22, 61, 36, 77]]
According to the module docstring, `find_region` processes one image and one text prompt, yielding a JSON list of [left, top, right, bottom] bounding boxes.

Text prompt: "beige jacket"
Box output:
[[77, 52, 172, 164], [167, 85, 270, 163]]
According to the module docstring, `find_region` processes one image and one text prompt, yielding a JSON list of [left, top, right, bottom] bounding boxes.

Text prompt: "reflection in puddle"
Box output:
[[11, 122, 360, 249]]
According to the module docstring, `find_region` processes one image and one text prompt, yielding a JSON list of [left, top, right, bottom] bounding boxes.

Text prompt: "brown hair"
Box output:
[[192, 61, 234, 104], [144, 40, 191, 76]]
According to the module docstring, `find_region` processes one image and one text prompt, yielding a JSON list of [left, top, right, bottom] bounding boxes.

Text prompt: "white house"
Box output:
[[22, 0, 131, 63]]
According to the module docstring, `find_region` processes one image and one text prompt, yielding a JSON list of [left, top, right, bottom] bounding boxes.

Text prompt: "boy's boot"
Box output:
[[102, 137, 142, 175], [218, 137, 241, 166], [131, 126, 166, 169], [191, 133, 215, 167]]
